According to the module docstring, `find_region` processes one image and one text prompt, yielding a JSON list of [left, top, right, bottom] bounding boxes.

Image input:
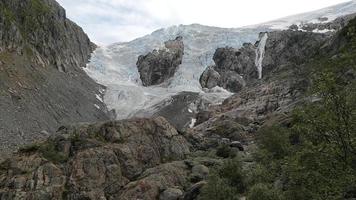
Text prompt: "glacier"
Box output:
[[85, 0, 356, 120]]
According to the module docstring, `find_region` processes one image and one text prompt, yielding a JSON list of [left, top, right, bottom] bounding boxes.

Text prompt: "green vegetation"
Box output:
[[247, 184, 282, 200], [19, 141, 68, 164], [216, 144, 236, 158], [200, 158, 246, 200], [251, 21, 356, 199], [22, 0, 51, 37], [0, 6, 15, 30], [200, 17, 356, 200]]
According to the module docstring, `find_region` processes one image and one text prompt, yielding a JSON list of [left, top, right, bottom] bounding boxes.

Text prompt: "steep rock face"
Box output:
[[0, 117, 191, 199], [137, 36, 184, 86], [199, 43, 257, 93], [261, 31, 327, 76], [0, 0, 109, 154], [200, 30, 328, 93], [0, 0, 95, 72]]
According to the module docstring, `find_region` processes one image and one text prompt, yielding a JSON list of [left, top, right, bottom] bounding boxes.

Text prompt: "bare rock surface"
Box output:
[[0, 117, 190, 199], [137, 36, 184, 86]]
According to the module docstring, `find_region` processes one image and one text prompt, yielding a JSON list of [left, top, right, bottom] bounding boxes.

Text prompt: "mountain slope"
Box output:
[[0, 0, 109, 154]]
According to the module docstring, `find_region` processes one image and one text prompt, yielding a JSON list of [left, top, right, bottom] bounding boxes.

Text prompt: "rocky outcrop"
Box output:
[[133, 91, 211, 132], [199, 66, 220, 89], [0, 117, 191, 199], [200, 30, 328, 93], [199, 44, 254, 93], [289, 13, 356, 33], [137, 36, 184, 86], [0, 0, 109, 154]]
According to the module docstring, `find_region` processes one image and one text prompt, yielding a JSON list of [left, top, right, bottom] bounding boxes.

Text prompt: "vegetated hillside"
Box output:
[[0, 0, 109, 154]]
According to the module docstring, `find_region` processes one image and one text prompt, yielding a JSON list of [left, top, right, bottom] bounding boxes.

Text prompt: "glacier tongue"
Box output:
[[255, 33, 268, 79], [85, 24, 263, 119]]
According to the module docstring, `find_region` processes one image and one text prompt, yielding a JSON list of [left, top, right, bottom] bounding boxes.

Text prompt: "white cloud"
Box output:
[[56, 0, 351, 45]]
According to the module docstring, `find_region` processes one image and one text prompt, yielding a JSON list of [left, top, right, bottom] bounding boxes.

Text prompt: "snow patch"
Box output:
[[95, 94, 103, 102], [312, 28, 336, 33], [189, 118, 197, 128], [247, 1, 356, 30], [94, 104, 100, 109]]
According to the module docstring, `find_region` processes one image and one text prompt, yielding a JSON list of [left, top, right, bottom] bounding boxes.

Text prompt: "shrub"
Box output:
[[19, 141, 68, 164], [247, 183, 282, 200], [219, 159, 246, 193], [199, 172, 240, 200], [257, 126, 291, 160], [216, 144, 235, 158], [199, 158, 246, 200]]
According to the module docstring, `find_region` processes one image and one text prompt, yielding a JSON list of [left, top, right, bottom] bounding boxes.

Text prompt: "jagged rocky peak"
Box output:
[[137, 36, 184, 86]]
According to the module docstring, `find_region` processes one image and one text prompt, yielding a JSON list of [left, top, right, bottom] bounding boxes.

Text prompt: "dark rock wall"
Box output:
[[137, 36, 184, 86]]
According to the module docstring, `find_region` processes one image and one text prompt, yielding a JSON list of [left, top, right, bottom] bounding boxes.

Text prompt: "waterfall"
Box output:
[[255, 33, 268, 79]]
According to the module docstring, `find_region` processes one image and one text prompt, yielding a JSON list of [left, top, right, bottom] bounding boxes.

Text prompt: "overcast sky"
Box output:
[[56, 0, 351, 45]]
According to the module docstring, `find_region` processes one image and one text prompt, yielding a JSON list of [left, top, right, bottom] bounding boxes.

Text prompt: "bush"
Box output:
[[19, 141, 68, 164], [200, 172, 240, 200], [247, 183, 282, 200], [199, 158, 246, 200], [257, 126, 291, 160], [219, 159, 246, 193], [216, 144, 236, 158]]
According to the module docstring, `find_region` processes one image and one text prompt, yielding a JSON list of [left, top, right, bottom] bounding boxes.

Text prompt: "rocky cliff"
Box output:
[[137, 36, 184, 86], [0, 0, 109, 155], [200, 30, 328, 93]]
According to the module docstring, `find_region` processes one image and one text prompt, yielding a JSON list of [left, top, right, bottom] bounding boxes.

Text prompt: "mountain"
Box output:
[[0, 1, 356, 199], [0, 0, 109, 155], [0, 14, 355, 199], [85, 0, 356, 129]]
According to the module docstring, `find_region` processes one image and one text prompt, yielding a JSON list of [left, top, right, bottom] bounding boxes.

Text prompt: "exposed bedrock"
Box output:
[[200, 30, 328, 93], [137, 36, 184, 86]]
